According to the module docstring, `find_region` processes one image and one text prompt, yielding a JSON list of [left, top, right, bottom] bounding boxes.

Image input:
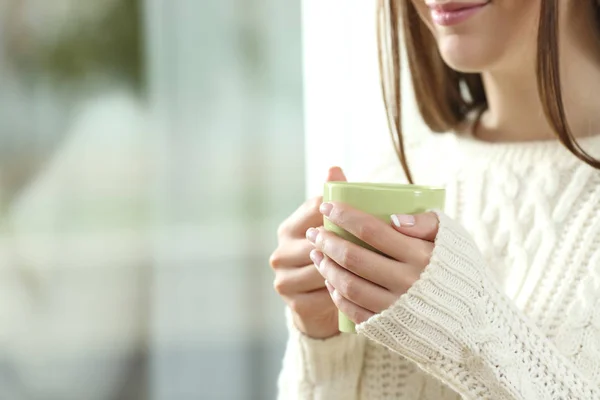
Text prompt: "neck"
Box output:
[[477, 68, 550, 142], [476, 6, 600, 143]]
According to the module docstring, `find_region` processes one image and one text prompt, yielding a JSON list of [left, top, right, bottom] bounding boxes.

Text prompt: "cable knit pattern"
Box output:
[[277, 134, 600, 399], [359, 211, 600, 399]]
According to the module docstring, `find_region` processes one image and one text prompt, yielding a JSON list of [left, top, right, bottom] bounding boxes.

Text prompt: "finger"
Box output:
[[284, 287, 336, 318], [282, 196, 324, 237], [325, 281, 375, 325], [326, 166, 347, 182], [313, 251, 397, 313], [270, 239, 315, 269], [279, 167, 347, 237], [319, 202, 433, 266], [391, 212, 439, 242], [312, 230, 413, 291], [274, 264, 326, 295]]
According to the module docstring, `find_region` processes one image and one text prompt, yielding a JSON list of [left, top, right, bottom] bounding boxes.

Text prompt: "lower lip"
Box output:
[[430, 4, 488, 26]]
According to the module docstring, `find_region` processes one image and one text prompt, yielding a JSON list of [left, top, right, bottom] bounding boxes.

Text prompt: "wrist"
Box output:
[[292, 312, 340, 339]]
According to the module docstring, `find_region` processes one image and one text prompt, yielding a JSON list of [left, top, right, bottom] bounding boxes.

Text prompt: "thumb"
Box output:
[[390, 212, 439, 242], [326, 166, 347, 182]]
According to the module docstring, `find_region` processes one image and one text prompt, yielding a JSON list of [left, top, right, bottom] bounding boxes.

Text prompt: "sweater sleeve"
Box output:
[[358, 211, 600, 400], [277, 308, 366, 400]]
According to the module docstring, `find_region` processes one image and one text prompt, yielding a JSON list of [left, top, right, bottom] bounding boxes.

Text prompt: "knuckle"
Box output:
[[273, 276, 289, 295], [315, 228, 330, 253], [338, 277, 358, 300], [357, 222, 376, 242], [269, 252, 283, 269], [417, 244, 434, 266], [339, 245, 360, 268], [276, 222, 289, 238], [330, 205, 346, 223], [317, 253, 329, 273], [315, 229, 327, 250]]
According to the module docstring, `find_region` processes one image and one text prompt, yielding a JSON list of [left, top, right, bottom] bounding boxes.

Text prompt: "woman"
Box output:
[[271, 1, 600, 399]]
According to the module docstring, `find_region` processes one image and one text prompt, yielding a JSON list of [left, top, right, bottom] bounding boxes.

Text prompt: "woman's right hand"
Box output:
[[270, 167, 347, 339]]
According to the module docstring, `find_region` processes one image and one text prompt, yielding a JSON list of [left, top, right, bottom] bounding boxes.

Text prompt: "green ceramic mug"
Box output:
[[323, 182, 446, 333]]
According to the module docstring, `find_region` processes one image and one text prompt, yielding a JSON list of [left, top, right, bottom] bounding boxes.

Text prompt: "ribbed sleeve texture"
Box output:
[[276, 135, 600, 399], [358, 212, 600, 400], [277, 309, 366, 400]]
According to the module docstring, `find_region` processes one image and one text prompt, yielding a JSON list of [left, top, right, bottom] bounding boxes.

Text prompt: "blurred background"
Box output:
[[0, 0, 420, 399]]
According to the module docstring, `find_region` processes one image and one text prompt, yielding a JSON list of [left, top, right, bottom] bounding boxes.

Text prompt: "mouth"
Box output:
[[426, 1, 491, 27]]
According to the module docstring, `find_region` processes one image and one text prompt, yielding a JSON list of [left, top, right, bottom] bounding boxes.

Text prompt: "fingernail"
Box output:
[[306, 228, 318, 243], [310, 249, 323, 267], [391, 214, 415, 228], [320, 202, 333, 217]]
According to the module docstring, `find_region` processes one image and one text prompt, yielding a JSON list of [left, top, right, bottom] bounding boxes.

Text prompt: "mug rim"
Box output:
[[324, 182, 445, 192]]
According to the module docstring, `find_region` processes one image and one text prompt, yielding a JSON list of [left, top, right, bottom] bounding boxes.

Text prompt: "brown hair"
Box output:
[[377, 0, 600, 184]]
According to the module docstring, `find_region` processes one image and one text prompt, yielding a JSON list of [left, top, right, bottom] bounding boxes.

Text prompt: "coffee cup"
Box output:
[[323, 182, 446, 333]]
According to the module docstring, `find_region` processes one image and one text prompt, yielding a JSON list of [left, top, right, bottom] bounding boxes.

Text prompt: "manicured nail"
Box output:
[[310, 249, 324, 267], [391, 214, 415, 228], [320, 202, 333, 217], [306, 228, 319, 243]]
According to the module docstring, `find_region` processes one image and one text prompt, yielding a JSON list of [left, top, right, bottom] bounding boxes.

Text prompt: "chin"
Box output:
[[437, 35, 495, 74]]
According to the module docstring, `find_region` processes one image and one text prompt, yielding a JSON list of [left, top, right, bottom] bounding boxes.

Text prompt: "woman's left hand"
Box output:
[[305, 201, 440, 325]]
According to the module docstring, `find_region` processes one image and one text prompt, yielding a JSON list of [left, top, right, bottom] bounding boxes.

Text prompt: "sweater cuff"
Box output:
[[283, 307, 366, 388], [357, 211, 489, 366]]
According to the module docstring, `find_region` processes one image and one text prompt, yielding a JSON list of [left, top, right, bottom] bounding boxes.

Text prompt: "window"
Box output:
[[0, 1, 304, 399]]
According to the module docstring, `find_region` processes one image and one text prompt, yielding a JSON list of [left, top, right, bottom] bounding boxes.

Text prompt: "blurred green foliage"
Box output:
[[17, 0, 144, 91]]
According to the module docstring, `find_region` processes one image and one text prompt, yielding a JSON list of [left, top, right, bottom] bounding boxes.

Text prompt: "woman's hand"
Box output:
[[306, 202, 440, 325], [270, 167, 347, 339]]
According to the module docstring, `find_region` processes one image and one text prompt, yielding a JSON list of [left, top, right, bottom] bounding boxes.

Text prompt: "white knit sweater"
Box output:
[[277, 133, 600, 400]]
